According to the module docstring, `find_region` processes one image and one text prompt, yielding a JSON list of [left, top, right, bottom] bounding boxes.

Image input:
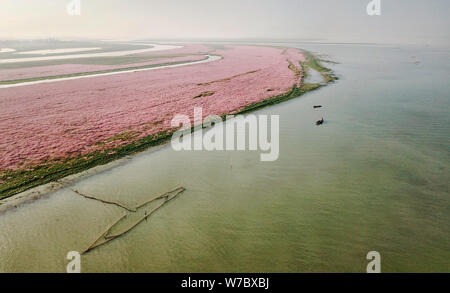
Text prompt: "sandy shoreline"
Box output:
[[0, 143, 170, 214]]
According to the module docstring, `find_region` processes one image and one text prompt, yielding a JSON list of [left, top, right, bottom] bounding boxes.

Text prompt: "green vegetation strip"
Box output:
[[238, 50, 338, 114], [0, 50, 337, 199]]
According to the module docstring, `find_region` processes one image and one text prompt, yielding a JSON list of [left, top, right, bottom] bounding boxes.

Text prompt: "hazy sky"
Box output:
[[1, 0, 449, 46]]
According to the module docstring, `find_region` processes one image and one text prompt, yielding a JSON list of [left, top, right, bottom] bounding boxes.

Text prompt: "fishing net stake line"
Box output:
[[71, 186, 186, 212], [82, 212, 127, 254], [71, 188, 136, 212], [135, 186, 185, 209], [81, 186, 186, 254], [106, 196, 168, 239], [83, 198, 166, 254]]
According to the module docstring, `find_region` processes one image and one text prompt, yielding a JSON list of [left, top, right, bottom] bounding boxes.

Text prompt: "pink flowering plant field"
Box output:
[[0, 45, 336, 198]]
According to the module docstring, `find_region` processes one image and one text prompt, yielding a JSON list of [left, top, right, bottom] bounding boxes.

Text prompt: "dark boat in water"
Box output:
[[316, 118, 324, 125], [313, 105, 322, 109]]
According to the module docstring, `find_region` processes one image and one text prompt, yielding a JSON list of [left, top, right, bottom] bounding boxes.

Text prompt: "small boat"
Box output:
[[313, 105, 322, 109], [316, 118, 324, 126]]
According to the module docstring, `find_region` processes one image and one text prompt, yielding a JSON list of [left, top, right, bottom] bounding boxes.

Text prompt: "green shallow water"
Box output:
[[0, 43, 448, 272]]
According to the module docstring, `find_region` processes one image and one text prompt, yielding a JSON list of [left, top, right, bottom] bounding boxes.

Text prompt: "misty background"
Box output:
[[1, 0, 449, 47]]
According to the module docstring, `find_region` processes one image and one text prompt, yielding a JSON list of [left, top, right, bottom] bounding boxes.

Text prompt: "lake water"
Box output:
[[0, 43, 448, 272]]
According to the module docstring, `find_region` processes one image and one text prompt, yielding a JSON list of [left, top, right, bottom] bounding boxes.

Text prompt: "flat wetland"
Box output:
[[0, 42, 448, 272]]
